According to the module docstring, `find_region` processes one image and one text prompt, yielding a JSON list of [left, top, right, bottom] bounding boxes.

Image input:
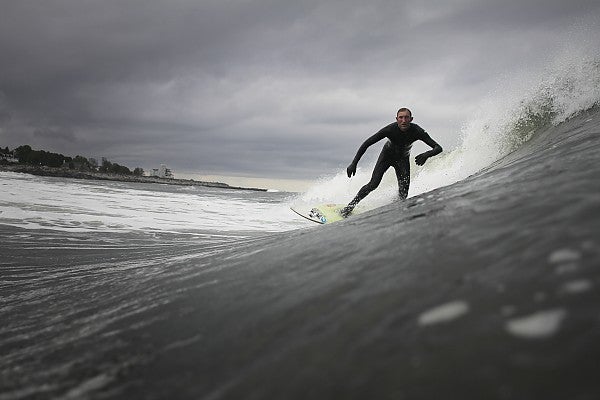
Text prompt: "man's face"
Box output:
[[396, 111, 413, 131]]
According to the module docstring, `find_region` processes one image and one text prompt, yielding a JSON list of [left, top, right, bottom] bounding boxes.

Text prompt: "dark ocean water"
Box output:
[[1, 105, 599, 399]]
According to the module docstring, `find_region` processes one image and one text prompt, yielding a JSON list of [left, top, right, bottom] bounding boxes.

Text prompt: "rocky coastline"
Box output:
[[0, 164, 267, 192]]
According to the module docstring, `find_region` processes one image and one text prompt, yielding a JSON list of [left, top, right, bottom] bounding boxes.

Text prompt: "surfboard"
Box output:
[[290, 203, 348, 224]]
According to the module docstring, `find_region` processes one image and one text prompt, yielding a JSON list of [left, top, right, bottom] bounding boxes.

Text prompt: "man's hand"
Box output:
[[415, 152, 430, 166], [347, 163, 357, 177]]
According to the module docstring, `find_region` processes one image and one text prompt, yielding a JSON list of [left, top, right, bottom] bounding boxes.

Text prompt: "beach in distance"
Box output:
[[0, 164, 268, 192]]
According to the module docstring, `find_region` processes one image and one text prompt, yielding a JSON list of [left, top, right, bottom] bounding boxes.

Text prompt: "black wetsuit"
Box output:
[[345, 122, 442, 212]]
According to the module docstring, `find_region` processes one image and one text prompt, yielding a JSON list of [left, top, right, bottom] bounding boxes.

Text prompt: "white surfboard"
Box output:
[[290, 203, 353, 224]]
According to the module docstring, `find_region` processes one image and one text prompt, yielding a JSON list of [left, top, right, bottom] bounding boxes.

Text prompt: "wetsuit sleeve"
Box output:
[[351, 130, 386, 166], [420, 131, 443, 156]]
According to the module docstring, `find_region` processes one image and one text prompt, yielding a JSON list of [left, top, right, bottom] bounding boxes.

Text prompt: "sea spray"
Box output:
[[296, 166, 400, 211], [411, 28, 600, 197]]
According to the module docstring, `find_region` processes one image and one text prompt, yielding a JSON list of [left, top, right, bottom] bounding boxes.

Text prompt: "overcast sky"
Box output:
[[1, 0, 599, 188]]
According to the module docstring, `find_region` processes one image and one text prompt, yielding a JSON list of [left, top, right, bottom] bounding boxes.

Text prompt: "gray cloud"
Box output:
[[1, 0, 600, 183]]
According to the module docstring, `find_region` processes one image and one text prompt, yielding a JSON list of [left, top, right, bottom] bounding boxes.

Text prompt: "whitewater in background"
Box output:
[[0, 173, 305, 234]]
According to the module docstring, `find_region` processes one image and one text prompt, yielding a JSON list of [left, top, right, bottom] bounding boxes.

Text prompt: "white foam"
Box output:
[[505, 308, 567, 339], [418, 300, 470, 326], [0, 171, 303, 233], [294, 167, 398, 210]]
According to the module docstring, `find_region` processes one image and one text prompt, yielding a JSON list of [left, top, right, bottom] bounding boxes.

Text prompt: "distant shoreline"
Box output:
[[0, 164, 268, 192]]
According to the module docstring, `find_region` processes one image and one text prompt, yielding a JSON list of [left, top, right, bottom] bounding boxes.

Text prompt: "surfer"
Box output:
[[341, 108, 442, 217]]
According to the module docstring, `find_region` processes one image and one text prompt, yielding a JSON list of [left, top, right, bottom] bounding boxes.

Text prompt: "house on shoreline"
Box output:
[[0, 153, 18, 164], [149, 164, 173, 179], [0, 148, 18, 164]]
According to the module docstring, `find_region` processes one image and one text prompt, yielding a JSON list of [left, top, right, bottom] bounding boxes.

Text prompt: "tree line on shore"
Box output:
[[0, 145, 144, 176]]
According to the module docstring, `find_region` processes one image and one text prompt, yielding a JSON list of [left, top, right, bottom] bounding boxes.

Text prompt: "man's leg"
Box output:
[[341, 148, 391, 217], [393, 157, 410, 200]]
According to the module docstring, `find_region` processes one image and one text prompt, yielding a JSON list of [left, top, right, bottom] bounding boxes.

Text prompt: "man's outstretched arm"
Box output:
[[415, 133, 443, 166], [347, 132, 385, 177]]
